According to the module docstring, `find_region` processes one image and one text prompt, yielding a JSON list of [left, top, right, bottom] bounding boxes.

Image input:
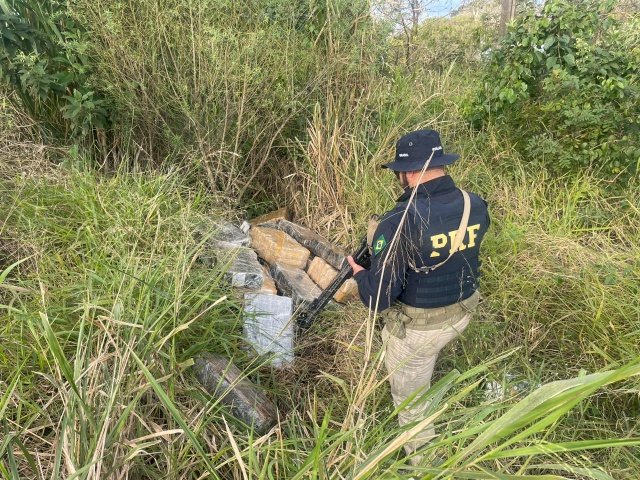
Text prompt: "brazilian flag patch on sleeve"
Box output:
[[373, 234, 388, 256]]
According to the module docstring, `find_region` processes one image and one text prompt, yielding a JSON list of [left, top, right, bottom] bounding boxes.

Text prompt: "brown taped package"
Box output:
[[306, 256, 337, 289], [274, 220, 346, 270], [249, 208, 289, 226], [307, 256, 358, 304], [250, 227, 310, 269], [259, 264, 278, 294], [334, 278, 358, 303]]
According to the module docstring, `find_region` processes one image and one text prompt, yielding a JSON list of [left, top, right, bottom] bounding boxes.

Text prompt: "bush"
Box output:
[[0, 0, 111, 141], [469, 0, 640, 179]]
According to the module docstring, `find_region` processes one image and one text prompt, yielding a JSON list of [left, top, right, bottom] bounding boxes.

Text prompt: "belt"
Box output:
[[383, 291, 480, 339]]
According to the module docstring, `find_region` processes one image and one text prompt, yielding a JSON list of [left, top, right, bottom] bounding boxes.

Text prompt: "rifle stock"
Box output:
[[296, 237, 370, 329]]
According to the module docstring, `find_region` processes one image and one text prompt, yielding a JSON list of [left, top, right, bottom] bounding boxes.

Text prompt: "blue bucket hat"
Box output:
[[382, 129, 459, 172]]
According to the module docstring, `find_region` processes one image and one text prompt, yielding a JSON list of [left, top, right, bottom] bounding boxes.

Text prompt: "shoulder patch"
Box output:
[[373, 234, 388, 256]]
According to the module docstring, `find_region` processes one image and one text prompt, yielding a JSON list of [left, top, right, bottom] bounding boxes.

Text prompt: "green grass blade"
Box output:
[[483, 438, 640, 460], [451, 363, 640, 464], [0, 255, 33, 284], [128, 347, 221, 478], [37, 312, 96, 430], [530, 463, 615, 480]]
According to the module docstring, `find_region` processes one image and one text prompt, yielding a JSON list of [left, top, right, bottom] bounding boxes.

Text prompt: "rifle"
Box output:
[[296, 237, 371, 329]]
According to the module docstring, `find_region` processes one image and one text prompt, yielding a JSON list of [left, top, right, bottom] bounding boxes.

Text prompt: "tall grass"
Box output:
[[285, 65, 471, 247], [1, 3, 639, 478], [0, 171, 241, 478], [62, 0, 390, 200], [1, 162, 639, 478], [0, 89, 60, 181], [272, 63, 640, 476]]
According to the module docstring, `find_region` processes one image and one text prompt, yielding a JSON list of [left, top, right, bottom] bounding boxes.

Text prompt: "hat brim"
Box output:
[[381, 153, 459, 171]]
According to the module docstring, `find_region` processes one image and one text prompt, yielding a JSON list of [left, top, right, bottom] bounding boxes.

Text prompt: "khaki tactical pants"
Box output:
[[381, 291, 480, 460]]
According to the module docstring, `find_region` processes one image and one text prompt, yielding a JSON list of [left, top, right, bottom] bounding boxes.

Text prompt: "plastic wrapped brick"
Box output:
[[274, 219, 346, 270], [307, 256, 338, 289], [271, 263, 322, 308], [333, 278, 358, 303], [259, 264, 278, 295], [249, 208, 289, 226], [212, 222, 249, 247], [243, 293, 294, 367], [307, 257, 358, 304], [217, 241, 264, 289], [250, 227, 310, 269], [194, 352, 277, 433]]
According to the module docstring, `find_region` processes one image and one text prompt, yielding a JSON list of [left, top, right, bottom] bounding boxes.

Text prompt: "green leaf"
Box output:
[[38, 312, 96, 429], [546, 56, 557, 69], [450, 363, 640, 465], [0, 368, 21, 420], [532, 463, 616, 480], [483, 438, 640, 460], [0, 0, 12, 15]]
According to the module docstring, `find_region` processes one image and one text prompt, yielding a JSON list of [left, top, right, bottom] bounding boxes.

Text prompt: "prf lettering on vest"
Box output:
[[430, 224, 481, 257]]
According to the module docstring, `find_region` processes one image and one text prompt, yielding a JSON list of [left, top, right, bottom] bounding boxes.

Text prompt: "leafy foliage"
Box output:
[[0, 0, 110, 140], [412, 15, 497, 71], [470, 0, 640, 178]]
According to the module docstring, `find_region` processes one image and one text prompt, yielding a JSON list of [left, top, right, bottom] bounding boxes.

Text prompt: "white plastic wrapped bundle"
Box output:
[[243, 293, 294, 367], [217, 242, 264, 289]]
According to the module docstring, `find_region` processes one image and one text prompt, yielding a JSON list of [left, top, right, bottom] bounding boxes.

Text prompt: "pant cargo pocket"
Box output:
[[381, 308, 413, 339]]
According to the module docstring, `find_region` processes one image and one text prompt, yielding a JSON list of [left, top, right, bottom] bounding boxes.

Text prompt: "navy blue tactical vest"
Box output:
[[353, 175, 490, 311]]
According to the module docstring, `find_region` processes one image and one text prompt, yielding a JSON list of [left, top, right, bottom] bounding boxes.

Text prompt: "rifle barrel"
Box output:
[[296, 237, 370, 329]]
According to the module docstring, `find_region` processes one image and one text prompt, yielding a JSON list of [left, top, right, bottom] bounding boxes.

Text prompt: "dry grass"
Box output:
[[0, 92, 63, 182], [2, 161, 639, 478]]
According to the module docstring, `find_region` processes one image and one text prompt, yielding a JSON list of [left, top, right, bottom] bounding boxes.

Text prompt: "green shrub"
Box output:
[[0, 0, 111, 140], [469, 0, 640, 178]]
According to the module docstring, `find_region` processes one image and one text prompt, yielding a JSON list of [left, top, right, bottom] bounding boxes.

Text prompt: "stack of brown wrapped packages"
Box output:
[[247, 209, 359, 306], [206, 209, 359, 369], [193, 209, 358, 410]]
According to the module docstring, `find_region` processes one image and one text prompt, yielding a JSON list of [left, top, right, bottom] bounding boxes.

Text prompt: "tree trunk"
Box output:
[[500, 0, 516, 36]]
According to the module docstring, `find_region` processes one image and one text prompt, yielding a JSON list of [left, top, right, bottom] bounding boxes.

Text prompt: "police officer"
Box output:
[[346, 129, 490, 464]]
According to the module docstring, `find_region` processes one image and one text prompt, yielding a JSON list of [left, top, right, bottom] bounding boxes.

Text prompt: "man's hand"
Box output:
[[347, 255, 365, 275]]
